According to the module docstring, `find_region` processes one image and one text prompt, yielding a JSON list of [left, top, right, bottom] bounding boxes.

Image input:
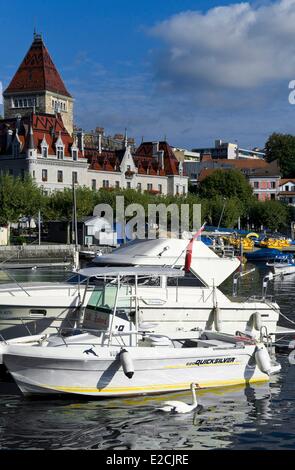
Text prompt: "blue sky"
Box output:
[[1, 0, 295, 149]]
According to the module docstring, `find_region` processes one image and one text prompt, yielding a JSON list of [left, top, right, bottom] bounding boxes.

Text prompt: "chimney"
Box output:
[[98, 133, 102, 154], [77, 130, 85, 156], [152, 141, 159, 156], [95, 127, 104, 135]]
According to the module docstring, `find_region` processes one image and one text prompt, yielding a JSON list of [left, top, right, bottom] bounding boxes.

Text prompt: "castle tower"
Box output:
[[3, 33, 74, 135]]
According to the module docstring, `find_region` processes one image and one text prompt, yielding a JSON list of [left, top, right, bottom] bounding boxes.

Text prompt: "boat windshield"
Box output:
[[86, 281, 131, 313]]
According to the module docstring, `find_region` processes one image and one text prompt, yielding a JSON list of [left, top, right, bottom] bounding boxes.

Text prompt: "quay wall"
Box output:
[[0, 244, 77, 262]]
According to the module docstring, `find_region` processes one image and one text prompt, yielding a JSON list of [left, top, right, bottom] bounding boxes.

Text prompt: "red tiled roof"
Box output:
[[0, 113, 80, 158], [4, 35, 72, 98], [135, 141, 181, 176], [280, 178, 295, 185], [198, 168, 223, 182], [205, 158, 272, 169]]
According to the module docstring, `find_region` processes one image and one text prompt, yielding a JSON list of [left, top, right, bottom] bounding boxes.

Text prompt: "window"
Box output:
[[29, 309, 47, 317], [72, 172, 78, 184], [167, 271, 205, 287], [147, 183, 152, 191], [103, 180, 109, 188], [57, 170, 63, 183], [254, 182, 259, 189], [92, 179, 97, 190], [127, 182, 131, 189], [285, 185, 290, 191], [57, 147, 64, 160], [52, 98, 67, 112], [183, 185, 186, 195], [13, 96, 36, 108], [115, 181, 120, 188], [270, 194, 275, 200], [158, 184, 162, 194], [176, 185, 179, 195], [72, 149, 78, 161], [42, 169, 48, 182], [271, 182, 276, 189], [137, 182, 142, 191], [41, 146, 48, 158]]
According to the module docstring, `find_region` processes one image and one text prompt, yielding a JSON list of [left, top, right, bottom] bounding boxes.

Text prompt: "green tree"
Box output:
[[265, 132, 295, 177], [198, 169, 253, 210], [248, 200, 289, 232]]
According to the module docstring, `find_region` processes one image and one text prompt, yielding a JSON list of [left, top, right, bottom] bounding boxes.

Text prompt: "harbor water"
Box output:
[[1, 263, 295, 450]]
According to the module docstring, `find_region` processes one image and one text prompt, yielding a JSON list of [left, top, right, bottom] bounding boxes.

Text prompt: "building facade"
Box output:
[[195, 158, 280, 200], [278, 179, 295, 206], [0, 34, 188, 196], [192, 139, 265, 160]]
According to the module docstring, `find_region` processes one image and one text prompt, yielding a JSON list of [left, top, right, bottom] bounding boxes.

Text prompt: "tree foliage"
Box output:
[[198, 169, 253, 209], [265, 132, 295, 177]]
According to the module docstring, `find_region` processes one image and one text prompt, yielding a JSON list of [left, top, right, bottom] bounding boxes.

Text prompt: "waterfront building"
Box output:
[[278, 179, 295, 206], [0, 34, 187, 196], [194, 158, 280, 200], [192, 139, 265, 160], [172, 147, 200, 163]]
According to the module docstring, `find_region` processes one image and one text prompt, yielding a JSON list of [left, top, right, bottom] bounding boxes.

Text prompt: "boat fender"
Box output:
[[119, 348, 134, 379], [213, 306, 222, 332], [255, 343, 272, 375], [253, 312, 262, 331]]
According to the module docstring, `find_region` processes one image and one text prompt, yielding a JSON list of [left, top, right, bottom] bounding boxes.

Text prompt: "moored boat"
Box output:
[[2, 269, 281, 397]]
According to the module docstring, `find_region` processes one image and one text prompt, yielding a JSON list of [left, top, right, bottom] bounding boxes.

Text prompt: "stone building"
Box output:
[[0, 34, 188, 196]]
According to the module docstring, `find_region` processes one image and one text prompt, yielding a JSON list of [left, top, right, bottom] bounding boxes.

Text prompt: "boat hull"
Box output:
[[3, 344, 274, 397]]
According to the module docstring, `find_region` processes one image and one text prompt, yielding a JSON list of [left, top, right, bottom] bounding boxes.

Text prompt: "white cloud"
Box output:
[[150, 0, 295, 89]]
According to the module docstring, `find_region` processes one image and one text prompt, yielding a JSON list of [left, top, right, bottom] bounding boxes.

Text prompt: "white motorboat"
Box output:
[[90, 237, 289, 339], [0, 274, 94, 340], [3, 268, 281, 397], [0, 236, 293, 342], [266, 255, 295, 277]]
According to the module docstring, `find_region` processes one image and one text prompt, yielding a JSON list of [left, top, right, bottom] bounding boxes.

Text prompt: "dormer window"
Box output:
[[40, 135, 49, 159], [55, 133, 65, 160], [57, 146, 64, 159], [72, 149, 78, 161]]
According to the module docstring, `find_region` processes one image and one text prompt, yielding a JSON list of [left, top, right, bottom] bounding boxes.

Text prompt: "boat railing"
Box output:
[[212, 245, 235, 258], [246, 294, 273, 302], [50, 326, 178, 348]]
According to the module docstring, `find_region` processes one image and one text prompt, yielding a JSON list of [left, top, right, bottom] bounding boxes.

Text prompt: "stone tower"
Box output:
[[3, 33, 74, 135]]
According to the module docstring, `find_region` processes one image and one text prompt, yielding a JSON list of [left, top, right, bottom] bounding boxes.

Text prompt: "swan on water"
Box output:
[[158, 383, 200, 414]]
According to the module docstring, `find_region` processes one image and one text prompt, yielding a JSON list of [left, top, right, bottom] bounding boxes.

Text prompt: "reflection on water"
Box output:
[[1, 263, 295, 449]]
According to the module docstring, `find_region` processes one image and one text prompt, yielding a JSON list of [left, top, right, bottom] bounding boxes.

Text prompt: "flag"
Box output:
[[184, 223, 206, 272]]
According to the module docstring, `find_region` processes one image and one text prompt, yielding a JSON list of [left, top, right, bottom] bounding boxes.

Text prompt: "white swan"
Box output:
[[158, 383, 199, 414]]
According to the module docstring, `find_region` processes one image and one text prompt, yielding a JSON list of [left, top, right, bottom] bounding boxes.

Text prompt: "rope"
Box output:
[[279, 311, 295, 326]]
